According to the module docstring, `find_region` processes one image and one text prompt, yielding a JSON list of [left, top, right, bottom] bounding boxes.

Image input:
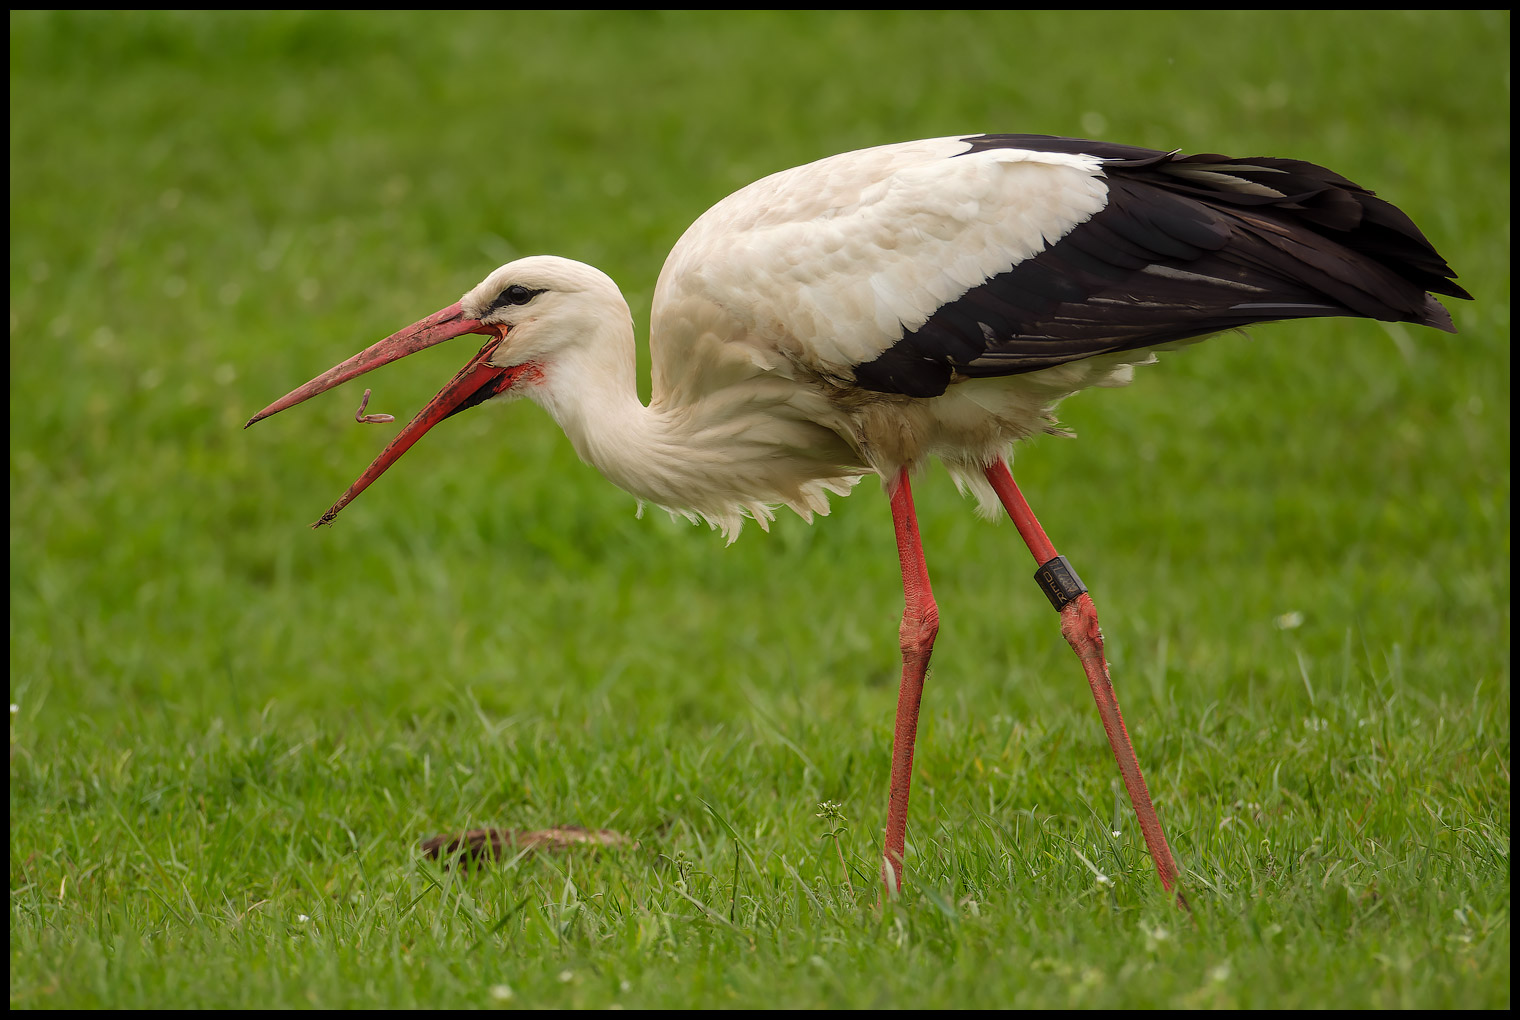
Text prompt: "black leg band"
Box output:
[[1034, 555, 1087, 611]]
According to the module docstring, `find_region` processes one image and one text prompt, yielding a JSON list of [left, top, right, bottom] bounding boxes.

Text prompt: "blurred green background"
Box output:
[[10, 10, 1509, 1009]]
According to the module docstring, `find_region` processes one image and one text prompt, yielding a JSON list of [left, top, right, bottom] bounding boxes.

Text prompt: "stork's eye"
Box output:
[[495, 284, 540, 308]]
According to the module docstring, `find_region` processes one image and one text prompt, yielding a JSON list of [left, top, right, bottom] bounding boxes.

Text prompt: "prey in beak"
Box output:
[[246, 302, 530, 527]]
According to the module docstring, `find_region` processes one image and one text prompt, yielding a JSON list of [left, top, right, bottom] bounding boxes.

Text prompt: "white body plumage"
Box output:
[[479, 140, 1178, 538]]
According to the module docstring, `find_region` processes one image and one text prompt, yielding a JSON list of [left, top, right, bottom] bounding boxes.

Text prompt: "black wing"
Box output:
[[853, 134, 1471, 398]]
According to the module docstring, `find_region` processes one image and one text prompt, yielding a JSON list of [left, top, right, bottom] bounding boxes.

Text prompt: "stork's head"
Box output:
[[446, 256, 634, 376], [246, 256, 630, 526]]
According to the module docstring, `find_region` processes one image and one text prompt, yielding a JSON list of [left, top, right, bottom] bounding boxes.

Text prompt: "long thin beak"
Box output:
[[246, 301, 525, 527], [245, 302, 490, 428]]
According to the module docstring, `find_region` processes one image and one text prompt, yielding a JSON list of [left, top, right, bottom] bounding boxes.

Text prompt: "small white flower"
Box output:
[[558, 969, 574, 983], [297, 914, 310, 923], [1111, 829, 1122, 838], [1095, 872, 1113, 887], [1275, 611, 1304, 630], [489, 984, 514, 1002]]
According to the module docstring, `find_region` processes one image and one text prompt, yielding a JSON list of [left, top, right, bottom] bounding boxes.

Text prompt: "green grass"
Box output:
[[10, 10, 1509, 1009]]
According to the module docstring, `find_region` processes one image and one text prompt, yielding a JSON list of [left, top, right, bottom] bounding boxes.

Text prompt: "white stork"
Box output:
[[247, 134, 1468, 900]]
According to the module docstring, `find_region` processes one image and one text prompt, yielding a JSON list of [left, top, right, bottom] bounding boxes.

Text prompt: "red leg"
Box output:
[[984, 461, 1186, 907], [881, 469, 939, 895]]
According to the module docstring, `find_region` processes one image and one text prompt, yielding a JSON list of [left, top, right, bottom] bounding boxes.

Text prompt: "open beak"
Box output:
[[246, 302, 525, 527]]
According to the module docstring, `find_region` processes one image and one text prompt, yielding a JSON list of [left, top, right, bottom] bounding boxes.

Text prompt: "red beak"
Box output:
[[246, 302, 525, 527]]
